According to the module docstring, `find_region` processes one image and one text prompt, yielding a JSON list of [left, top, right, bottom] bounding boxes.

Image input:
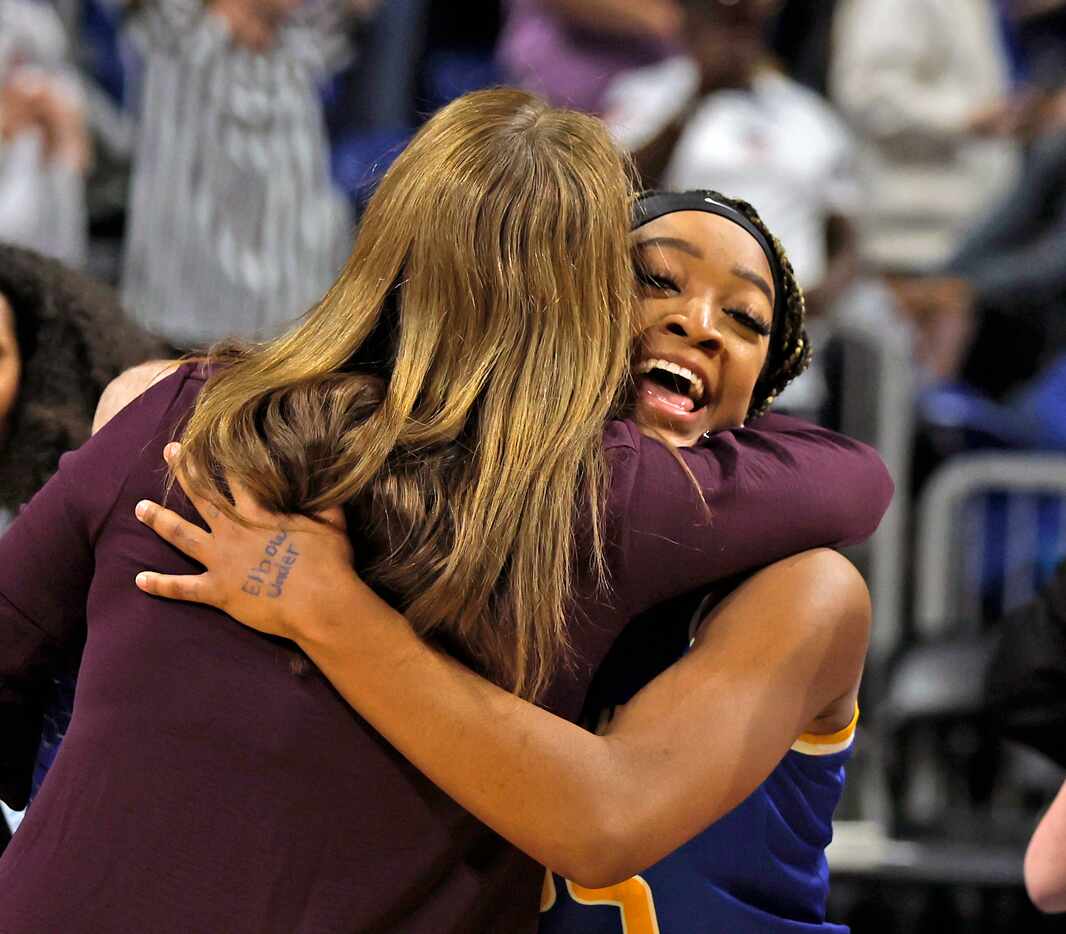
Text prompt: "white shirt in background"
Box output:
[[606, 58, 858, 290], [830, 0, 1019, 272]]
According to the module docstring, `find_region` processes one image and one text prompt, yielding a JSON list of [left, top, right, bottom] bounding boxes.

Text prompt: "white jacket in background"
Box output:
[[831, 0, 1019, 271]]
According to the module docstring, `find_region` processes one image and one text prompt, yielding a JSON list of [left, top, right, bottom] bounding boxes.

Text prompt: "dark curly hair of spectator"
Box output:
[[0, 244, 171, 511], [720, 192, 811, 420]]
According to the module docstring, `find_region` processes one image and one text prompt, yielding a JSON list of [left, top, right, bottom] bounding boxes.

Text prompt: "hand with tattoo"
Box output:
[[134, 443, 366, 643]]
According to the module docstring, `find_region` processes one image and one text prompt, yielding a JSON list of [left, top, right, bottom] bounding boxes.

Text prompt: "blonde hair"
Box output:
[[176, 88, 639, 701]]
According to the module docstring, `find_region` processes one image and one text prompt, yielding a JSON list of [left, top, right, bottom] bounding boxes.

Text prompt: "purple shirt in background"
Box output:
[[497, 0, 675, 114], [0, 365, 891, 932]]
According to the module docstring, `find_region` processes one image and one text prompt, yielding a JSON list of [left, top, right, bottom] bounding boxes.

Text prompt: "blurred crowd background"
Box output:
[[2, 0, 1066, 929]]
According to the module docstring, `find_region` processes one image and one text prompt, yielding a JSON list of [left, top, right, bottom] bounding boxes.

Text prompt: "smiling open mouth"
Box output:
[[635, 358, 709, 413]]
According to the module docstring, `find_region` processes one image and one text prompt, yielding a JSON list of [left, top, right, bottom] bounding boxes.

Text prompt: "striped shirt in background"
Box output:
[[122, 1, 355, 348]]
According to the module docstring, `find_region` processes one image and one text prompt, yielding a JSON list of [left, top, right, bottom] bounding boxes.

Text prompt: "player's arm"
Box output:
[[613, 415, 892, 618], [134, 465, 869, 887]]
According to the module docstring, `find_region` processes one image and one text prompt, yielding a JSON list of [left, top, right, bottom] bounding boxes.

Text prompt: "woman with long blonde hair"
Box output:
[[136, 190, 881, 934], [0, 90, 887, 933]]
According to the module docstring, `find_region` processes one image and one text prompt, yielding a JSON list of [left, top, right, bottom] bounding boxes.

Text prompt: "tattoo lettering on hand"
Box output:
[[240, 531, 301, 599]]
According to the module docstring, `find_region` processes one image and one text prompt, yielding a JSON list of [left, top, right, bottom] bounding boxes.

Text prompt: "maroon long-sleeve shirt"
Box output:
[[0, 365, 892, 932]]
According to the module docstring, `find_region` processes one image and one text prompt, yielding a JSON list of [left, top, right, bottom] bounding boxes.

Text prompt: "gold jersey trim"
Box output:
[[790, 704, 859, 757]]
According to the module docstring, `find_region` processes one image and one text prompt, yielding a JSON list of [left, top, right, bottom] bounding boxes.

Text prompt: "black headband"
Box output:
[[632, 190, 785, 321]]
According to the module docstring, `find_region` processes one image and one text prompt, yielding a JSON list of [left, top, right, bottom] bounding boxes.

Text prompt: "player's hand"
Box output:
[[134, 443, 361, 643]]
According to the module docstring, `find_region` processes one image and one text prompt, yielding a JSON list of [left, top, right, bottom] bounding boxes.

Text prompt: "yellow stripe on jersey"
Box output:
[[565, 878, 661, 934], [790, 704, 859, 757]]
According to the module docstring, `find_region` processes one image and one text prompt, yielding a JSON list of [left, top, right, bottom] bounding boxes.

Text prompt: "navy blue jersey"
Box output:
[[539, 714, 855, 933]]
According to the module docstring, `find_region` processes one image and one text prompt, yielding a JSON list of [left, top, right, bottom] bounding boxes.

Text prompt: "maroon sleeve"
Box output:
[[0, 452, 94, 808], [605, 412, 894, 617], [0, 368, 193, 808]]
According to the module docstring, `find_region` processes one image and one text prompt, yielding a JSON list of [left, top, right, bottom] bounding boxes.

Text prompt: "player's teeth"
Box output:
[[637, 359, 704, 402]]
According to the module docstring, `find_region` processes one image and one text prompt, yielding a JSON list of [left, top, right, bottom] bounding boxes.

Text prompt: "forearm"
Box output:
[[136, 452, 874, 884], [297, 579, 630, 882], [708, 418, 894, 550], [842, 81, 975, 145], [540, 0, 672, 39], [297, 583, 746, 886], [1027, 779, 1066, 912], [296, 553, 866, 886], [618, 421, 893, 614]]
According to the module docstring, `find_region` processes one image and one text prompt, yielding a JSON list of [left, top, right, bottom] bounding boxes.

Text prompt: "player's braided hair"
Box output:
[[723, 193, 811, 419]]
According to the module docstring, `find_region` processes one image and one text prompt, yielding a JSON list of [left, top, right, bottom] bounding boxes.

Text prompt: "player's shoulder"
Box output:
[[92, 360, 209, 434]]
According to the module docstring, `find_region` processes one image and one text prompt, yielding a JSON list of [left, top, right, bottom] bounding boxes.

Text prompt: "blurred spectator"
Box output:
[[892, 88, 1066, 394], [830, 0, 1020, 275], [496, 0, 679, 114], [605, 0, 857, 306], [0, 243, 170, 847], [951, 128, 1066, 393], [0, 0, 90, 267], [119, 0, 376, 349]]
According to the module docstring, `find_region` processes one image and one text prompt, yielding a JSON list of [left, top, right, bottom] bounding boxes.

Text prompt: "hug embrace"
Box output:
[[0, 88, 891, 933]]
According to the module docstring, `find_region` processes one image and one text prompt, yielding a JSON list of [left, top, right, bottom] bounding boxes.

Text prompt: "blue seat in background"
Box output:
[[918, 354, 1066, 455]]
